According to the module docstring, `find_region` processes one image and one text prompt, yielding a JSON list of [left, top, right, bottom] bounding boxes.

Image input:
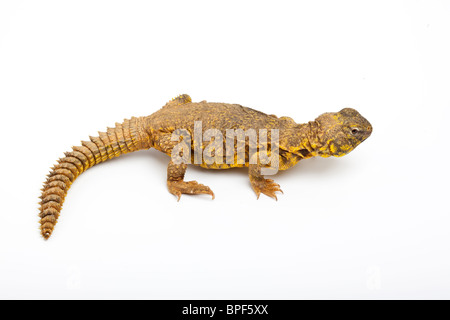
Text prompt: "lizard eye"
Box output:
[[351, 128, 359, 135]]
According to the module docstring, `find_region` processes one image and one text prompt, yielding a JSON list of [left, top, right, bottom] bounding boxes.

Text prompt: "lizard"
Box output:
[[38, 94, 372, 239]]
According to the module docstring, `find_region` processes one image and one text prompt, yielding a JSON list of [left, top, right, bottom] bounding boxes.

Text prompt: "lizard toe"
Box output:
[[168, 180, 215, 200]]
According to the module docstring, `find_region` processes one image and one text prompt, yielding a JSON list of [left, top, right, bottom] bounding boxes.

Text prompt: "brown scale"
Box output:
[[39, 94, 372, 239], [39, 118, 146, 239]]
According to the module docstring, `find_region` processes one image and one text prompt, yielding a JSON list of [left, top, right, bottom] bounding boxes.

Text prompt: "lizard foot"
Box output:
[[251, 178, 283, 200], [167, 180, 215, 201]]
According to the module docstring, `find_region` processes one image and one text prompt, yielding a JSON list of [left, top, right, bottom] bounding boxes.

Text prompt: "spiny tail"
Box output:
[[38, 116, 151, 240]]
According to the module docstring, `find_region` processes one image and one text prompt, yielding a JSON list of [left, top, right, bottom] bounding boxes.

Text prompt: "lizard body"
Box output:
[[39, 94, 372, 239]]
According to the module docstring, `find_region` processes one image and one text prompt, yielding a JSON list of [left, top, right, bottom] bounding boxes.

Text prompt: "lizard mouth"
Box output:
[[349, 138, 356, 149]]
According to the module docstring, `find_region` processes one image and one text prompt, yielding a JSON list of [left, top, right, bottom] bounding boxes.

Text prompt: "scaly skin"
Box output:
[[39, 94, 372, 239]]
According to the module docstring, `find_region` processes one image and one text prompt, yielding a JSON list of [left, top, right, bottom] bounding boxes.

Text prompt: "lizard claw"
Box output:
[[251, 178, 283, 200], [168, 180, 215, 200]]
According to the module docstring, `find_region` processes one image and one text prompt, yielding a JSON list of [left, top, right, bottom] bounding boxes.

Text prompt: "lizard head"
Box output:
[[315, 108, 372, 157]]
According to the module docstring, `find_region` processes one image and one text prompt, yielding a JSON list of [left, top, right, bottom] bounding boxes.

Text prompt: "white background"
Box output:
[[0, 0, 449, 299]]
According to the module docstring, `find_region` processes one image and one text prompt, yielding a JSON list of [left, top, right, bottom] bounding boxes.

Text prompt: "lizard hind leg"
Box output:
[[171, 94, 192, 104], [167, 160, 215, 201], [162, 94, 192, 108]]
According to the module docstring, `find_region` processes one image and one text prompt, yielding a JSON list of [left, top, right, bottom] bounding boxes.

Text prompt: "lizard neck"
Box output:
[[279, 120, 324, 160]]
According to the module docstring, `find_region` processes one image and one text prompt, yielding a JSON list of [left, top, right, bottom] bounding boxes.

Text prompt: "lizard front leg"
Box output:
[[167, 160, 215, 201], [248, 163, 283, 200]]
